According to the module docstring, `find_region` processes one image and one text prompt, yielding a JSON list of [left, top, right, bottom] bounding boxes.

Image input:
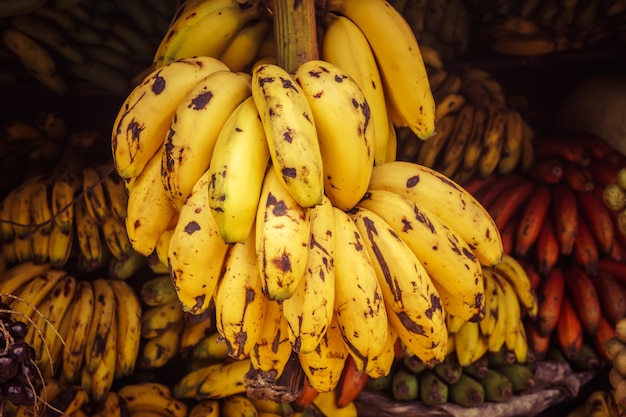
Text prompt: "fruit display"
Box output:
[[0, 0, 624, 416], [0, 0, 178, 93]]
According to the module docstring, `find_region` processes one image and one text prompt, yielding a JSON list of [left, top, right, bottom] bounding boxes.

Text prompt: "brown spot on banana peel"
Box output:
[[189, 90, 214, 110]]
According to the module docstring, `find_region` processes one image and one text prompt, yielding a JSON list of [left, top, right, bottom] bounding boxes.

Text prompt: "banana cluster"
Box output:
[[397, 48, 537, 185], [448, 254, 536, 369], [470, 0, 626, 56], [0, 0, 177, 93], [92, 382, 188, 417], [0, 262, 142, 402], [388, 0, 471, 61], [0, 163, 144, 278], [110, 0, 506, 398]]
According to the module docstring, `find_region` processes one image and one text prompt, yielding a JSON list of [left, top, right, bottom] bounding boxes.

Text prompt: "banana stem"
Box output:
[[272, 0, 319, 72]]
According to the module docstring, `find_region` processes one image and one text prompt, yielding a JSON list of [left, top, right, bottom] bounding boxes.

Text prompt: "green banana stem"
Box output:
[[272, 0, 319, 72]]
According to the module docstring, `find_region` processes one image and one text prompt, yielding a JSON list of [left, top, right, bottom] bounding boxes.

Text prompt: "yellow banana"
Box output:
[[111, 56, 230, 179], [109, 278, 142, 378], [98, 166, 128, 223], [74, 196, 104, 271], [168, 170, 230, 315], [298, 316, 348, 392], [438, 103, 475, 178], [498, 107, 524, 174], [0, 260, 49, 301], [174, 358, 245, 399], [327, 0, 435, 140], [251, 62, 323, 208], [125, 150, 177, 257], [191, 331, 230, 361], [480, 268, 500, 338], [90, 307, 117, 402], [0, 187, 19, 242], [51, 174, 79, 234], [214, 228, 267, 360], [454, 319, 480, 366], [357, 189, 485, 322], [29, 274, 77, 371], [62, 280, 94, 384], [332, 207, 388, 373], [9, 268, 66, 320], [487, 272, 508, 353], [81, 166, 108, 225], [416, 112, 457, 168], [118, 382, 187, 417], [313, 389, 358, 417], [180, 313, 216, 358], [249, 299, 293, 382], [282, 196, 336, 354], [140, 299, 185, 339], [98, 391, 129, 417], [140, 319, 183, 369], [492, 271, 522, 352], [2, 27, 67, 94], [294, 59, 374, 210], [368, 161, 503, 267], [477, 102, 507, 178], [350, 206, 447, 365], [321, 13, 389, 166], [189, 400, 220, 417], [221, 394, 258, 417], [161, 70, 252, 209], [29, 179, 53, 234], [153, 0, 261, 68], [255, 167, 311, 301], [140, 275, 178, 307], [460, 104, 487, 173], [219, 19, 272, 73], [101, 212, 133, 261], [206, 96, 270, 244], [84, 278, 116, 373], [10, 179, 36, 239], [494, 254, 538, 318]]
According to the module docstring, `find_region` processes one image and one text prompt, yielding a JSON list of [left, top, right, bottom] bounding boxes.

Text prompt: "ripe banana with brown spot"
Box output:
[[332, 207, 388, 374], [255, 167, 311, 302], [294, 59, 374, 211], [111, 56, 230, 179], [322, 13, 389, 166], [357, 189, 485, 323], [350, 206, 447, 365], [168, 170, 229, 315], [251, 62, 323, 208], [282, 195, 336, 354], [214, 227, 267, 360], [161, 70, 252, 210], [207, 96, 270, 244], [368, 161, 503, 267]]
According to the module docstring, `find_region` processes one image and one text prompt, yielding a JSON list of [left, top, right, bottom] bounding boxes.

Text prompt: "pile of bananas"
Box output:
[[467, 0, 626, 56], [0, 262, 142, 404], [0, 161, 145, 278], [0, 0, 177, 93], [397, 47, 537, 185], [388, 0, 471, 61], [111, 0, 510, 401]]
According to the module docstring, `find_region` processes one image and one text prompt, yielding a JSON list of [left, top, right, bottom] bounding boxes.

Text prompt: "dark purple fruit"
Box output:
[[9, 341, 34, 363], [0, 353, 18, 381], [10, 321, 28, 340]]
